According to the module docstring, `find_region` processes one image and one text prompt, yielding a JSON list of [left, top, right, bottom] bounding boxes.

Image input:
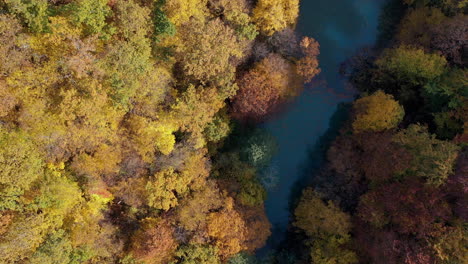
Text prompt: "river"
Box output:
[[261, 0, 386, 251]]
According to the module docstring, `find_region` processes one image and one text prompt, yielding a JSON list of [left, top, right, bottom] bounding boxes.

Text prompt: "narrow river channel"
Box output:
[[261, 0, 386, 250]]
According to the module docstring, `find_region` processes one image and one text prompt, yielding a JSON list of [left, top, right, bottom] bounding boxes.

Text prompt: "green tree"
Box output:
[[4, 0, 49, 32], [228, 252, 258, 264], [376, 45, 447, 85], [393, 124, 459, 185], [241, 129, 277, 168], [102, 38, 152, 108], [0, 128, 43, 210], [424, 68, 467, 139], [237, 180, 267, 206], [294, 188, 357, 264], [225, 11, 259, 40], [28, 229, 73, 264], [66, 0, 115, 38], [431, 222, 467, 264], [172, 244, 220, 264], [203, 110, 232, 143], [173, 85, 225, 148], [153, 0, 176, 42], [294, 188, 351, 237], [310, 235, 358, 264]]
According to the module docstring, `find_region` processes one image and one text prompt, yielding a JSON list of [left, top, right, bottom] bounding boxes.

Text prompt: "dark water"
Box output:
[[261, 0, 386, 250]]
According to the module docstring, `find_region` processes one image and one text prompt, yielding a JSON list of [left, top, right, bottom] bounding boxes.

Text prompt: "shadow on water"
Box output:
[[258, 0, 387, 257], [297, 0, 377, 91], [257, 103, 352, 258], [288, 103, 351, 212]]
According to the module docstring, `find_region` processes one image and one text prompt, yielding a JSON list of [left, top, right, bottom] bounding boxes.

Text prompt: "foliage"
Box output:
[[228, 252, 258, 264], [207, 198, 247, 258], [0, 128, 43, 210], [237, 180, 267, 206], [28, 229, 73, 264], [176, 181, 223, 231], [431, 222, 468, 264], [310, 235, 358, 264], [225, 11, 259, 40], [238, 206, 271, 252], [113, 0, 151, 42], [126, 114, 177, 160], [317, 2, 467, 264], [393, 124, 459, 185], [296, 37, 321, 83], [176, 18, 243, 86], [232, 53, 297, 120], [357, 178, 451, 239], [146, 167, 190, 211], [153, 0, 176, 41], [376, 45, 447, 85], [241, 129, 277, 168], [430, 15, 468, 66], [252, 0, 299, 35], [294, 188, 352, 237], [352, 90, 405, 133], [294, 188, 358, 264], [396, 7, 446, 47], [0, 14, 29, 76], [66, 0, 115, 38], [203, 110, 232, 143], [172, 244, 220, 264], [173, 85, 225, 147], [163, 0, 207, 26], [3, 0, 50, 32], [0, 0, 307, 262], [130, 218, 177, 264]]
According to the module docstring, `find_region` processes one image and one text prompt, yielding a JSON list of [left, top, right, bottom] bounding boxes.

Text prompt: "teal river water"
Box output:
[[261, 0, 386, 250]]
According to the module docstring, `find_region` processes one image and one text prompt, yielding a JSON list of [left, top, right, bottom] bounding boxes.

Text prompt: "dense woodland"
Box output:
[[0, 0, 320, 263], [291, 0, 467, 263], [0, 0, 466, 263]]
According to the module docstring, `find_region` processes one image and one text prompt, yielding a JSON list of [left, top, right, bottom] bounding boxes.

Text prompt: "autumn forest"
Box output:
[[0, 0, 466, 263]]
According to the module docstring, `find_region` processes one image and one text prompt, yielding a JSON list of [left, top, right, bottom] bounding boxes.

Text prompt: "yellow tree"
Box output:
[[206, 197, 247, 259], [177, 181, 223, 232], [352, 90, 405, 133], [146, 147, 210, 211], [176, 18, 244, 86], [146, 168, 189, 211], [164, 0, 208, 26], [173, 85, 225, 148], [126, 114, 177, 161], [294, 188, 352, 237], [294, 188, 357, 264], [252, 0, 299, 35], [0, 128, 43, 210]]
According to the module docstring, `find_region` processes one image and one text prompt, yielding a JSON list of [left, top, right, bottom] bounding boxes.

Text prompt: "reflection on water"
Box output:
[[261, 0, 386, 251]]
